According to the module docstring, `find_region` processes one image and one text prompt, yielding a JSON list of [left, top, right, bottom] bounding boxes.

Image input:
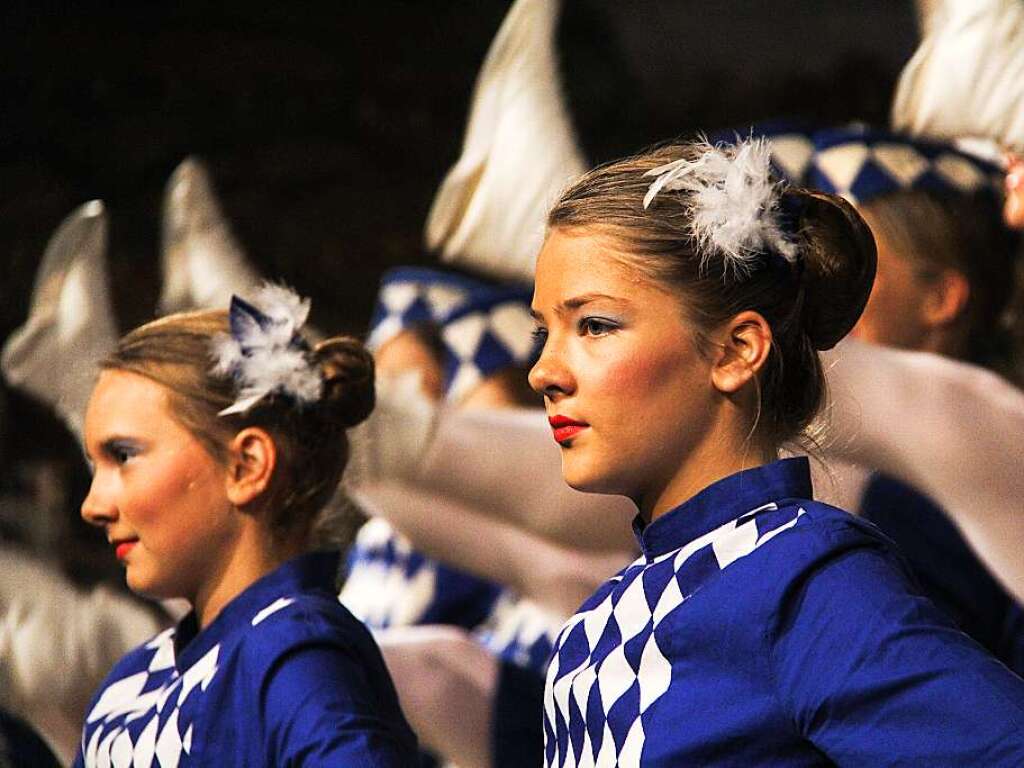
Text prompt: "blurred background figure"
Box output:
[[0, 203, 164, 764], [339, 1, 632, 765], [763, 123, 1024, 672]]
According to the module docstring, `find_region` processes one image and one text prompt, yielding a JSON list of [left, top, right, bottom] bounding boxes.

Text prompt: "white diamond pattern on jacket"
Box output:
[[80, 593, 297, 768], [82, 629, 218, 768], [543, 503, 806, 768]]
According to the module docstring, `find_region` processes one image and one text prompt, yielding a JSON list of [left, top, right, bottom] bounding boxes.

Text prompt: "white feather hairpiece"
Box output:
[[211, 283, 322, 416], [643, 138, 798, 279]]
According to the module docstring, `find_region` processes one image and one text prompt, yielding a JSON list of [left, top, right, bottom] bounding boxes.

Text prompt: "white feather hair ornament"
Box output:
[[643, 138, 798, 279], [211, 283, 322, 416]]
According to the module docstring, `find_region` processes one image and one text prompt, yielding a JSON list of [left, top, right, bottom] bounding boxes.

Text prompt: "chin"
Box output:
[[126, 569, 175, 601], [560, 453, 629, 497], [125, 573, 153, 597]]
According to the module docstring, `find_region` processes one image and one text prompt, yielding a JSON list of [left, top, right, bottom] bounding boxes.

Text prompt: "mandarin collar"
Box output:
[[173, 550, 340, 671], [632, 458, 813, 559]]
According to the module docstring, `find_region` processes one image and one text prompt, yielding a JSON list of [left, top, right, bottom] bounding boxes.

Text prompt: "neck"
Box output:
[[638, 411, 775, 525], [191, 523, 304, 630], [919, 324, 969, 361]]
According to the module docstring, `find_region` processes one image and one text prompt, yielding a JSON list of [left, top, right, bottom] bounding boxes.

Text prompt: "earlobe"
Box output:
[[226, 428, 277, 508], [711, 311, 772, 395]]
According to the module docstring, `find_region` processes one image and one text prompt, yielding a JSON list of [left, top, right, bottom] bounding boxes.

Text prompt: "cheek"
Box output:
[[130, 454, 224, 531], [595, 343, 704, 427]]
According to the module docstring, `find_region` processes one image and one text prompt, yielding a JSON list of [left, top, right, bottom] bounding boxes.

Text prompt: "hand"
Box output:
[[1005, 154, 1024, 229]]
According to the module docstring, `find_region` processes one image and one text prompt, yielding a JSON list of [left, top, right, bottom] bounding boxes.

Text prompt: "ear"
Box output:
[[225, 427, 277, 508], [922, 269, 969, 329], [710, 311, 773, 395]]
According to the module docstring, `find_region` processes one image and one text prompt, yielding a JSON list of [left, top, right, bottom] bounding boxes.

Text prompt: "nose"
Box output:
[[80, 472, 117, 528], [528, 339, 575, 401]]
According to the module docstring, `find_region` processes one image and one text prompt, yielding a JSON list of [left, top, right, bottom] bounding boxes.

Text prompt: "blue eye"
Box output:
[[531, 326, 549, 343], [579, 317, 619, 336]]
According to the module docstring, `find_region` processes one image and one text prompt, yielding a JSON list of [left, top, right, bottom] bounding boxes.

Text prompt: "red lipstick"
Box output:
[[549, 415, 588, 444], [114, 540, 137, 561]]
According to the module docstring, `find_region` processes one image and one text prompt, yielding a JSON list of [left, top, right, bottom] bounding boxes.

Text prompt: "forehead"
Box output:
[[532, 228, 665, 306], [84, 369, 180, 440]]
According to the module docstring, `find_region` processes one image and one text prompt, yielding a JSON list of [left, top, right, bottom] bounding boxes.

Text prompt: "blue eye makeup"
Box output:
[[102, 439, 141, 465], [531, 326, 549, 343]]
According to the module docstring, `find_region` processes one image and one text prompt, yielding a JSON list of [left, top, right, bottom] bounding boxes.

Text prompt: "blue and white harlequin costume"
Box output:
[[366, 267, 536, 404], [346, 267, 550, 660], [543, 458, 1024, 767], [859, 472, 1024, 675], [343, 266, 561, 768], [74, 551, 417, 768], [746, 122, 1024, 671]]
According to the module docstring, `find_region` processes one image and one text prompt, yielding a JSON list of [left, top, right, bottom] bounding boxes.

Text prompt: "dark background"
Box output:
[[0, 0, 919, 582]]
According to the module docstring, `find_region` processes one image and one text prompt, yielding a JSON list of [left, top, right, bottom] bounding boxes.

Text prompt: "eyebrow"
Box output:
[[530, 292, 631, 320]]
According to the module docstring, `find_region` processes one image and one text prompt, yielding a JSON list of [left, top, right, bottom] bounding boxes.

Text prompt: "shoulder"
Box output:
[[243, 592, 419, 764], [676, 499, 907, 635], [238, 590, 378, 670], [741, 498, 897, 577]]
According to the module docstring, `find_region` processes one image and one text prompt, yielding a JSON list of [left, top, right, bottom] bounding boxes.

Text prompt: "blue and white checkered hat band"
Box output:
[[367, 267, 477, 351], [368, 267, 536, 402], [341, 519, 502, 630], [747, 124, 1005, 206]]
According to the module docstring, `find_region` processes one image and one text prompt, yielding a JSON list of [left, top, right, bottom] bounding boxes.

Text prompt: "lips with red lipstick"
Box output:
[[112, 539, 138, 561], [549, 415, 589, 444]]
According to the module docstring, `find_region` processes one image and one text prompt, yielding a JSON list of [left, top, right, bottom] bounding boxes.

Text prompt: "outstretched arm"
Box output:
[[825, 339, 1024, 601], [412, 406, 636, 551], [353, 481, 633, 617], [375, 625, 499, 768]]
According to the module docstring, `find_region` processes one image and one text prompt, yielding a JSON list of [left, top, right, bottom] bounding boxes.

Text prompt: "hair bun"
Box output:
[[792, 190, 878, 350], [312, 336, 376, 428]]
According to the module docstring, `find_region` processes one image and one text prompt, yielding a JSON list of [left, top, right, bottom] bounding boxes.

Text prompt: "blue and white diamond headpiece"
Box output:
[[367, 267, 536, 403], [745, 124, 1006, 207]]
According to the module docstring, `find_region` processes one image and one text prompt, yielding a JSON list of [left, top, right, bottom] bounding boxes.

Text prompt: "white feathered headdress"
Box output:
[[160, 156, 263, 314], [211, 283, 322, 416], [892, 0, 1024, 154], [643, 138, 798, 279], [424, 0, 586, 283], [1, 201, 116, 440]]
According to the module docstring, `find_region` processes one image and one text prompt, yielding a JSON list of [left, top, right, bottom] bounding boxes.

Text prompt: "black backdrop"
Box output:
[[0, 0, 918, 581]]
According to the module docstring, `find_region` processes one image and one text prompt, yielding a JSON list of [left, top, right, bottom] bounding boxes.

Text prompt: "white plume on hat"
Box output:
[[892, 0, 1024, 153], [1, 201, 116, 439], [159, 156, 263, 314], [425, 0, 586, 284]]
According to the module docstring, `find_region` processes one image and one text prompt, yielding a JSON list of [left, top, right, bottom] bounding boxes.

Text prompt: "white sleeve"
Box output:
[[409, 407, 636, 551], [353, 482, 633, 617], [0, 548, 165, 765], [375, 625, 498, 768], [824, 339, 1024, 601]]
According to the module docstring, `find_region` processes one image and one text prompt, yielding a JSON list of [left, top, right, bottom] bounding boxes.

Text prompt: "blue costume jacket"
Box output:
[[74, 551, 417, 768], [861, 472, 1024, 674], [341, 519, 561, 767], [543, 458, 1024, 767]]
